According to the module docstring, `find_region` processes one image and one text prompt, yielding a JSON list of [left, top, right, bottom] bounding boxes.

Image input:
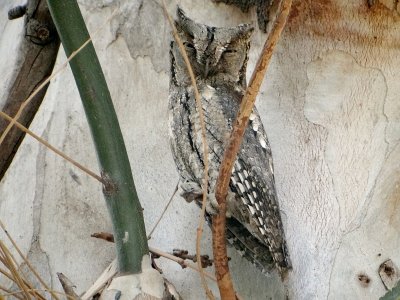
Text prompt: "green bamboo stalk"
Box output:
[[380, 281, 400, 300], [46, 0, 148, 273]]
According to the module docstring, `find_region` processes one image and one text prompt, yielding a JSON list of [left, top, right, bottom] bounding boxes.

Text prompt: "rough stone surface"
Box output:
[[0, 1, 399, 299]]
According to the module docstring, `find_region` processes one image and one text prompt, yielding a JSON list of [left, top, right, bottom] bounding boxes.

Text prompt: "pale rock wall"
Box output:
[[0, 1, 399, 299]]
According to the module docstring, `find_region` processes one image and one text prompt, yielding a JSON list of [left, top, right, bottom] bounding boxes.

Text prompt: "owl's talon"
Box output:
[[180, 180, 202, 203], [205, 193, 219, 215]]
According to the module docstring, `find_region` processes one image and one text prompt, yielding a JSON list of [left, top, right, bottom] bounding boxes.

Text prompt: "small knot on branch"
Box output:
[[101, 171, 119, 196], [91, 232, 114, 243], [172, 249, 214, 268]]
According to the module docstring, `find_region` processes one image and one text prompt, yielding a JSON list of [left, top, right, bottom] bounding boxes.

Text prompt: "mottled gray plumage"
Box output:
[[168, 7, 291, 277]]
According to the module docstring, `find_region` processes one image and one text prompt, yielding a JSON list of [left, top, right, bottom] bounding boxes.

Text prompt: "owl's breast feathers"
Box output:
[[169, 81, 291, 277]]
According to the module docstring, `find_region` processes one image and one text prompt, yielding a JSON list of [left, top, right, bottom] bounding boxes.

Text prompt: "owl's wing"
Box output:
[[226, 213, 275, 272], [168, 87, 205, 201], [231, 107, 292, 274], [169, 85, 291, 275], [169, 90, 276, 271], [203, 87, 291, 275]]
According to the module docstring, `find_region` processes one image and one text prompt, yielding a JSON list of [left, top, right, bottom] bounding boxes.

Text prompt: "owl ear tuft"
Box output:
[[175, 6, 206, 40], [176, 6, 189, 24], [176, 7, 194, 31]]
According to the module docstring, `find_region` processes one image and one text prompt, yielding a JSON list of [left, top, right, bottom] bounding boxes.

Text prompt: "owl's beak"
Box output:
[[204, 59, 210, 77]]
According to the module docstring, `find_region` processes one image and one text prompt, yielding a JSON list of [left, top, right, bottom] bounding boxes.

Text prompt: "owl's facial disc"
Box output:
[[175, 7, 254, 84]]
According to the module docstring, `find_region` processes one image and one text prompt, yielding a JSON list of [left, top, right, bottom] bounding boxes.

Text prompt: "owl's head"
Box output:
[[171, 7, 254, 87]]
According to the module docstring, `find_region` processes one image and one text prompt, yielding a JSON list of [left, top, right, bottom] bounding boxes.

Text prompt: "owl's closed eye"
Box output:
[[172, 7, 253, 86]]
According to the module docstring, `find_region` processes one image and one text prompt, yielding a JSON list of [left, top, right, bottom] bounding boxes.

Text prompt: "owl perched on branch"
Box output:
[[168, 7, 291, 277]]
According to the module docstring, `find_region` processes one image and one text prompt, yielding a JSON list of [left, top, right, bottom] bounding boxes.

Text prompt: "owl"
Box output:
[[168, 7, 291, 277]]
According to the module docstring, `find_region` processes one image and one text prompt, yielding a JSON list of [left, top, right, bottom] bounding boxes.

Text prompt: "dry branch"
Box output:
[[172, 249, 214, 268], [0, 0, 59, 181], [0, 240, 35, 300], [91, 232, 217, 281], [0, 219, 59, 299], [0, 110, 103, 183], [212, 0, 292, 298], [147, 183, 178, 239], [1, 7, 118, 183], [57, 273, 80, 300]]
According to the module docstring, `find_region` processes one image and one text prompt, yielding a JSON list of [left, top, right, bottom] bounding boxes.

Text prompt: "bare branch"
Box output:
[[150, 247, 216, 281], [212, 0, 292, 298], [0, 8, 119, 149], [147, 183, 178, 239], [0, 111, 103, 183], [172, 249, 214, 268], [0, 0, 59, 180], [91, 232, 115, 242], [57, 273, 80, 300], [0, 219, 60, 299], [91, 232, 217, 281]]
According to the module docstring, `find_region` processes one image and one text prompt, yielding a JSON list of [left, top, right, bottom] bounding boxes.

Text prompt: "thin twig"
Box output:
[[0, 9, 120, 181], [172, 249, 213, 268], [0, 265, 29, 293], [149, 247, 216, 281], [0, 111, 103, 183], [91, 233, 217, 281], [0, 258, 41, 300], [0, 9, 119, 147], [151, 247, 243, 300], [0, 261, 46, 300], [147, 182, 178, 239], [161, 2, 214, 299], [57, 273, 80, 300], [91, 232, 114, 242], [0, 241, 31, 300], [0, 284, 24, 300], [0, 219, 60, 300], [1, 289, 78, 300], [212, 0, 292, 299]]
